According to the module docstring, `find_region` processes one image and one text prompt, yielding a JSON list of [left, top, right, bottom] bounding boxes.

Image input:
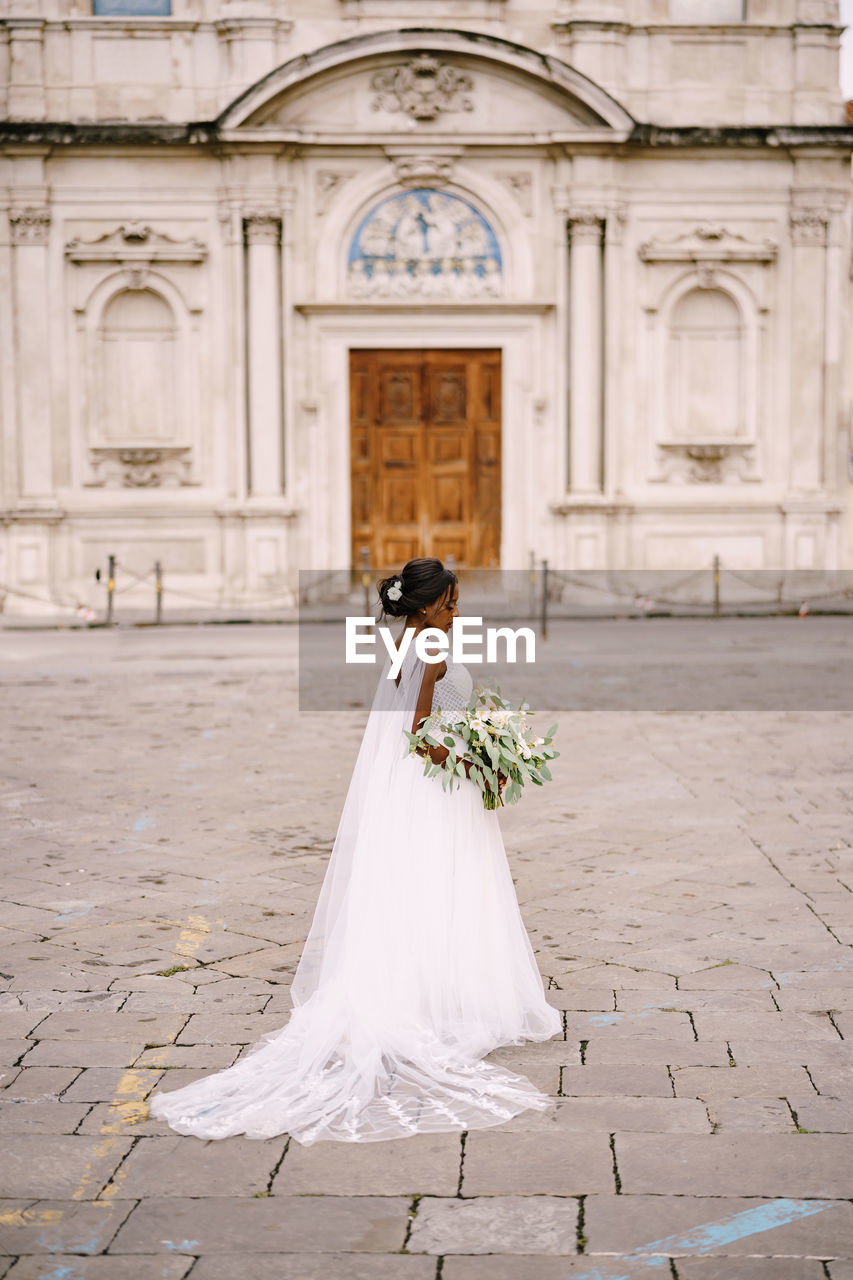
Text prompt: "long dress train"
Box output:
[[147, 625, 561, 1142]]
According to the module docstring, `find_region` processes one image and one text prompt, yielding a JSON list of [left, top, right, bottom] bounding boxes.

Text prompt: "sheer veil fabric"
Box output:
[[148, 622, 561, 1143]]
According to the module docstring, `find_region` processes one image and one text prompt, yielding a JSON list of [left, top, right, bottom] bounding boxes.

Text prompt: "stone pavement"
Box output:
[[0, 620, 851, 1280]]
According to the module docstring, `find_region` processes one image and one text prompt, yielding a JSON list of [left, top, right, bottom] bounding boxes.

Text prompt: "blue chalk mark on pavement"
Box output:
[[133, 814, 156, 832], [570, 1198, 840, 1279]]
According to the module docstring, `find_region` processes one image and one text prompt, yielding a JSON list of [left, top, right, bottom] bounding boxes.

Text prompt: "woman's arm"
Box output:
[[410, 660, 505, 798]]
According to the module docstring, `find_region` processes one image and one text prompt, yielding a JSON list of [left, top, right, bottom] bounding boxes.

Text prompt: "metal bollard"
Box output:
[[106, 554, 115, 626], [541, 558, 548, 641]]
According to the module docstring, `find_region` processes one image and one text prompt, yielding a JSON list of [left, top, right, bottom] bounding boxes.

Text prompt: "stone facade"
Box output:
[[0, 0, 851, 613]]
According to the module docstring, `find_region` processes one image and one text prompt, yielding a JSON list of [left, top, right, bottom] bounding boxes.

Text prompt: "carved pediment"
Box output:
[[66, 223, 207, 264], [639, 224, 778, 264], [218, 31, 635, 137]]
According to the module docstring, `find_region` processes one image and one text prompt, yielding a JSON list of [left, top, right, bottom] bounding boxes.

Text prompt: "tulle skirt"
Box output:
[[147, 748, 562, 1143]]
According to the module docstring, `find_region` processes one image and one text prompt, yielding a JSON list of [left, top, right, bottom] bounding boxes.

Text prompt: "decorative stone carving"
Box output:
[[654, 441, 757, 484], [497, 172, 533, 216], [789, 207, 830, 248], [9, 207, 51, 246], [639, 224, 778, 263], [315, 171, 356, 214], [370, 54, 474, 123], [65, 223, 207, 264], [567, 207, 604, 243], [347, 187, 502, 298], [87, 445, 194, 489], [390, 154, 457, 188], [243, 214, 281, 247]]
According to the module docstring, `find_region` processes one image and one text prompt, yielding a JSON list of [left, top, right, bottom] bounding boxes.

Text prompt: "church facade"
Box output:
[[1, 0, 851, 614]]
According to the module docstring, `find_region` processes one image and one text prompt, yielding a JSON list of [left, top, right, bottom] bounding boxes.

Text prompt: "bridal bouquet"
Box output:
[[403, 688, 559, 810]]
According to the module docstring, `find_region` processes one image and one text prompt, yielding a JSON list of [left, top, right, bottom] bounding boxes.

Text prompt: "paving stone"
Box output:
[[175, 1013, 275, 1045], [32, 1011, 186, 1045], [616, 989, 778, 1013], [677, 965, 776, 990], [692, 1011, 840, 1042], [461, 1131, 613, 1195], [804, 1066, 853, 1097], [439, 1261, 645, 1280], [707, 1098, 797, 1131], [0, 1101, 92, 1134], [676, 1262, 828, 1279], [558, 1065, 674, 1097], [0, 1133, 133, 1199], [62, 1067, 164, 1104], [615, 1133, 853, 1197], [0, 1066, 82, 1099], [828, 1263, 853, 1279], [775, 986, 853, 1012], [103, 1133, 288, 1198], [191, 1255, 436, 1280], [672, 1066, 815, 1100], [790, 1098, 853, 1132], [728, 1039, 851, 1065], [22, 1042, 147, 1069], [565, 1011, 695, 1039], [5, 1256, 194, 1279], [584, 1193, 853, 1256], [0, 1199, 129, 1255], [109, 1195, 411, 1253], [272, 1132, 461, 1195], [583, 1039, 730, 1066], [498, 1096, 710, 1133], [134, 1045, 239, 1069], [408, 1195, 578, 1254]]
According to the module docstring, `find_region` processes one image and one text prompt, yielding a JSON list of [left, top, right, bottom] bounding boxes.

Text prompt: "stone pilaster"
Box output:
[[567, 208, 605, 495], [244, 212, 283, 498], [10, 206, 54, 502]]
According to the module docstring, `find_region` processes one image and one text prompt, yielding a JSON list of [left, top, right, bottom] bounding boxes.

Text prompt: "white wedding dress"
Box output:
[[148, 624, 561, 1143]]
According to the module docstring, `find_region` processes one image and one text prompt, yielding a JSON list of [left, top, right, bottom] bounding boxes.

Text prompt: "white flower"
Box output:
[[491, 708, 510, 729], [387, 579, 403, 601]]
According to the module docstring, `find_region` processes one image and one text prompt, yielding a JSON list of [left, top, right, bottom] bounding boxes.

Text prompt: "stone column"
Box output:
[[244, 212, 283, 498], [568, 208, 604, 494], [788, 205, 828, 493], [10, 206, 53, 502]]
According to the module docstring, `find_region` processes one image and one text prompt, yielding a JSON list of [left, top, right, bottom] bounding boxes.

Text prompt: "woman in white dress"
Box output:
[[148, 557, 561, 1143]]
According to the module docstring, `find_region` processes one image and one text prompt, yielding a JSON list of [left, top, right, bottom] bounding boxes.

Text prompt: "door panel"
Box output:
[[350, 349, 501, 571]]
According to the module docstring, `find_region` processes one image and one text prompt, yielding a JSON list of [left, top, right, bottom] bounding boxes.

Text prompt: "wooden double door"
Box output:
[[350, 349, 501, 570]]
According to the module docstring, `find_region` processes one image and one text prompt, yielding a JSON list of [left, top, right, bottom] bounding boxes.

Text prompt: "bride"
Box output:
[[148, 557, 561, 1143]]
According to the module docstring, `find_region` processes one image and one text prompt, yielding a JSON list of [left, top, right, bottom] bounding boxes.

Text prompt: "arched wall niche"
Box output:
[[646, 267, 765, 485]]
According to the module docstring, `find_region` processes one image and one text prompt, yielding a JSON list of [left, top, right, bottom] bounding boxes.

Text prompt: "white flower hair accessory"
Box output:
[[386, 578, 403, 601]]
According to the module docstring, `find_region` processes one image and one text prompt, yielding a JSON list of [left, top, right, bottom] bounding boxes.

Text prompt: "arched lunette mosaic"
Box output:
[[347, 188, 503, 298]]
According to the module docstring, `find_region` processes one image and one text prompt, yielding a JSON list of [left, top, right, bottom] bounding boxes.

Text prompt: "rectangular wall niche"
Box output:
[[92, 0, 171, 14]]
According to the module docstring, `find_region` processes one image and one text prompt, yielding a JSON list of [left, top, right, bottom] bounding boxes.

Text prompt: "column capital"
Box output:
[[9, 206, 50, 246], [244, 213, 281, 247], [789, 206, 830, 247], [567, 207, 605, 243]]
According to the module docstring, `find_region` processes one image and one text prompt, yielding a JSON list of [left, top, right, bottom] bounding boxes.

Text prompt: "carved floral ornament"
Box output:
[[9, 207, 51, 246], [87, 446, 194, 489], [370, 54, 475, 123]]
